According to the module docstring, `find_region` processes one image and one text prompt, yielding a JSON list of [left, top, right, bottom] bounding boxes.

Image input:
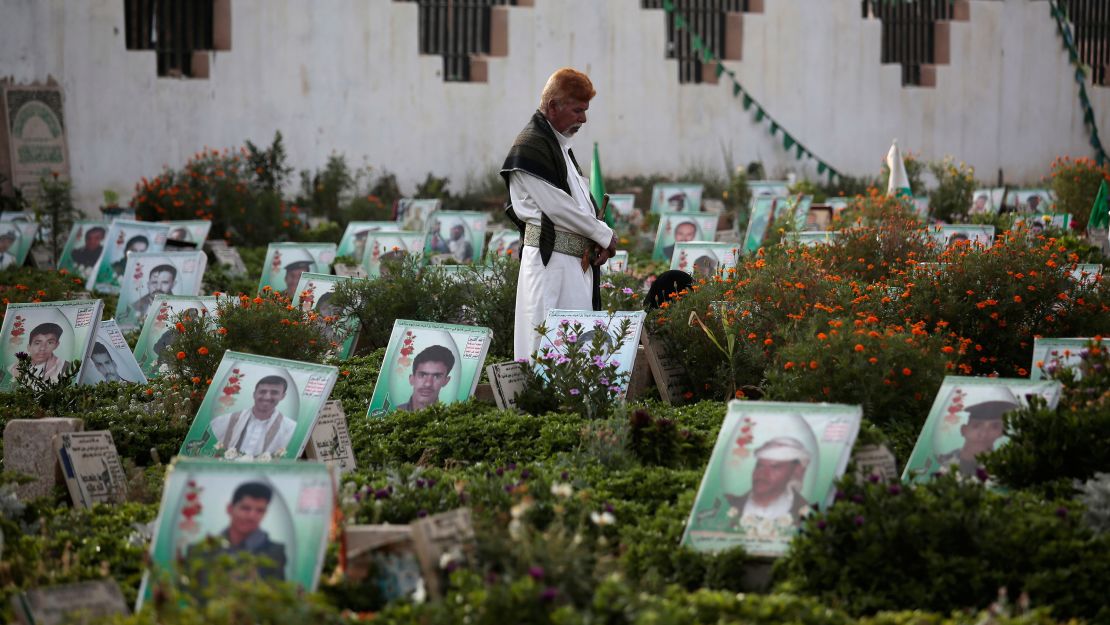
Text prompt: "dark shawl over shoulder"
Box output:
[[500, 110, 601, 310]]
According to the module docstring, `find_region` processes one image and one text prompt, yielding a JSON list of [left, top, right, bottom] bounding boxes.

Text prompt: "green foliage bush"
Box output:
[[927, 157, 977, 223], [1049, 156, 1109, 229], [294, 154, 394, 226], [779, 472, 1110, 621]]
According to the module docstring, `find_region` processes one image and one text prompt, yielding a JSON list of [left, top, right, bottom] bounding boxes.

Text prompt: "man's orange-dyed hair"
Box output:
[[539, 68, 596, 110]]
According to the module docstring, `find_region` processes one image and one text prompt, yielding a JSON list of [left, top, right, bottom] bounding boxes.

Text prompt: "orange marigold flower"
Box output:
[[854, 344, 865, 352], [817, 332, 828, 340], [175, 322, 186, 332], [1013, 295, 1022, 303], [868, 357, 878, 364], [253, 297, 263, 304], [191, 376, 201, 384], [734, 389, 746, 399], [763, 338, 773, 346], [902, 367, 912, 376], [175, 351, 186, 360], [809, 360, 818, 370], [217, 327, 228, 335], [197, 346, 209, 355]]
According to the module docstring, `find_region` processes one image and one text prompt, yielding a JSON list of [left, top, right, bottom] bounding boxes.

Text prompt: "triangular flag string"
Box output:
[[658, 2, 841, 182], [1049, 1, 1107, 165]]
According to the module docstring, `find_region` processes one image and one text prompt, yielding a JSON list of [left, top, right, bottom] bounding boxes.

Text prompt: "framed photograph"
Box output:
[[901, 376, 1063, 482], [0, 299, 103, 392], [825, 197, 851, 215], [607, 193, 636, 220], [291, 272, 359, 360], [805, 206, 833, 231], [114, 251, 207, 331], [652, 212, 719, 262], [87, 219, 171, 294], [178, 351, 339, 460], [681, 400, 862, 557], [362, 232, 426, 278], [431, 264, 495, 284], [485, 228, 522, 262], [56, 220, 110, 281], [80, 319, 148, 385], [395, 198, 442, 232], [1009, 188, 1055, 213], [669, 242, 741, 277], [366, 320, 494, 417], [782, 231, 840, 247], [0, 220, 38, 269], [1031, 337, 1108, 381], [424, 211, 488, 265], [337, 221, 405, 262], [1013, 213, 1072, 235], [774, 195, 814, 230], [602, 250, 629, 275], [748, 180, 791, 200], [162, 220, 212, 247], [742, 196, 777, 255], [930, 224, 996, 249], [650, 183, 704, 214], [258, 243, 336, 299], [138, 458, 334, 609], [132, 295, 220, 378], [537, 309, 646, 399], [969, 188, 1006, 215], [1070, 263, 1103, 285]]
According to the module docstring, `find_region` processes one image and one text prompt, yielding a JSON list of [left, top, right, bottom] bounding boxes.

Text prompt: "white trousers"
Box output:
[[514, 246, 593, 361]]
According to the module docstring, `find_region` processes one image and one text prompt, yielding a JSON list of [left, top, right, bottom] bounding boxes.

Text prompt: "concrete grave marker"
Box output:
[[333, 263, 367, 279], [3, 418, 84, 500], [205, 239, 247, 276], [852, 444, 898, 482], [639, 331, 690, 404], [304, 400, 357, 474], [11, 579, 129, 625], [0, 82, 70, 200], [345, 525, 424, 601], [54, 430, 128, 508], [486, 361, 527, 410], [410, 508, 476, 598]]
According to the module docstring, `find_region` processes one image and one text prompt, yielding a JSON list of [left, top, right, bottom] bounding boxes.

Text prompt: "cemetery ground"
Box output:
[[1, 140, 1110, 624]]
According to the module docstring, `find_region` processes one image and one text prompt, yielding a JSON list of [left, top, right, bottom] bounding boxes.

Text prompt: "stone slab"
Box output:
[[4, 418, 84, 500]]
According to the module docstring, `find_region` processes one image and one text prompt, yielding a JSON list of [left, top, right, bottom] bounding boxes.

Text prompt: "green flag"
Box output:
[[591, 142, 612, 228], [1088, 179, 1109, 231]]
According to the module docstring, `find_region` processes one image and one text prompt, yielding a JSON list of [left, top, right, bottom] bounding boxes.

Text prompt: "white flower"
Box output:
[[411, 578, 427, 604], [590, 511, 616, 526], [257, 451, 273, 462], [223, 448, 240, 460], [727, 506, 739, 519], [509, 519, 523, 540], [550, 482, 573, 499]]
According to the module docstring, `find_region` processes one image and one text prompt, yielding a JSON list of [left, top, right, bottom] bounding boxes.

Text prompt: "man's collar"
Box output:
[[250, 407, 277, 421], [543, 117, 573, 149]]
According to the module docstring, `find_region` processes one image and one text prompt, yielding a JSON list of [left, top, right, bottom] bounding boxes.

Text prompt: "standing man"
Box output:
[[502, 68, 616, 361]]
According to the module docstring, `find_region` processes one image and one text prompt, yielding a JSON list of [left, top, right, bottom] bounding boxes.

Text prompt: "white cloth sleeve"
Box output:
[[509, 171, 614, 247]]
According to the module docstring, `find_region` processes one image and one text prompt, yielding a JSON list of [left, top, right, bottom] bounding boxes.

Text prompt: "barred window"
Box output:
[[1060, 0, 1110, 86], [642, 0, 750, 84], [861, 0, 955, 86], [124, 0, 216, 78], [399, 0, 517, 82]]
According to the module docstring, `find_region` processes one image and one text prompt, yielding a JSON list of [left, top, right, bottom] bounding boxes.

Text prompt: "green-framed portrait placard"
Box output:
[[132, 295, 220, 378], [742, 196, 776, 255], [1031, 337, 1108, 381], [0, 220, 38, 269], [361, 232, 426, 278], [162, 220, 212, 246], [669, 242, 741, 277], [1009, 188, 1055, 213], [424, 211, 488, 265], [57, 220, 111, 280], [367, 320, 493, 417], [485, 229, 521, 262], [87, 219, 171, 294], [137, 458, 334, 610], [537, 309, 646, 399], [80, 319, 148, 385], [652, 212, 719, 262], [114, 250, 207, 331], [969, 188, 1006, 215], [0, 299, 103, 392], [930, 224, 995, 250], [650, 183, 704, 213], [681, 400, 862, 557], [395, 198, 442, 232], [1013, 213, 1072, 234], [337, 221, 405, 262], [901, 376, 1063, 483], [1070, 263, 1102, 285], [258, 243, 336, 299], [179, 350, 338, 460], [748, 181, 790, 201], [602, 250, 629, 275], [291, 272, 359, 360]]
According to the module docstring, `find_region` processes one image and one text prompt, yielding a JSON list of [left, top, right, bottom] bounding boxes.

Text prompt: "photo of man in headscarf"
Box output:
[[723, 436, 812, 528]]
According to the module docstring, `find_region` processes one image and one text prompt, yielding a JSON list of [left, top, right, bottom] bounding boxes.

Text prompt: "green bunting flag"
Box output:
[[742, 93, 753, 110], [733, 82, 742, 96], [1088, 179, 1109, 231], [716, 62, 726, 78], [769, 121, 779, 136], [783, 134, 795, 151]]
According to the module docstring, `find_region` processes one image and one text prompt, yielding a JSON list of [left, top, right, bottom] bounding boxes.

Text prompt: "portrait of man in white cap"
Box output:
[[931, 399, 1014, 478], [724, 436, 812, 528]]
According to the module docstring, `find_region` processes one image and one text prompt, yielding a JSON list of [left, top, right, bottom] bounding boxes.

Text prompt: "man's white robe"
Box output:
[[510, 124, 613, 361]]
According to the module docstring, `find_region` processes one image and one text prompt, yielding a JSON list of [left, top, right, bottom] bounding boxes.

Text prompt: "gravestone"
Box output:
[[28, 244, 55, 270], [3, 418, 84, 499], [0, 82, 70, 200], [345, 525, 424, 601], [204, 240, 247, 276], [333, 263, 367, 279], [486, 361, 527, 410], [11, 579, 129, 625], [852, 444, 898, 482], [626, 345, 653, 400], [639, 332, 690, 404], [54, 430, 128, 508], [303, 400, 357, 474], [410, 508, 476, 598]]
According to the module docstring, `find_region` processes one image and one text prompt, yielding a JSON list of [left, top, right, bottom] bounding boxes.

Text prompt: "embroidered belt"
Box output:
[[523, 223, 592, 258]]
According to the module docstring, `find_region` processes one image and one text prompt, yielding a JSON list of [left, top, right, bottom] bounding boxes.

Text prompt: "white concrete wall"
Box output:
[[1, 0, 1106, 211]]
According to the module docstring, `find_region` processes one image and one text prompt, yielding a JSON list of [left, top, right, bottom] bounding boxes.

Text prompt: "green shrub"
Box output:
[[294, 154, 393, 227], [927, 158, 977, 222], [779, 472, 1110, 621], [1049, 155, 1109, 229], [0, 267, 92, 315]]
